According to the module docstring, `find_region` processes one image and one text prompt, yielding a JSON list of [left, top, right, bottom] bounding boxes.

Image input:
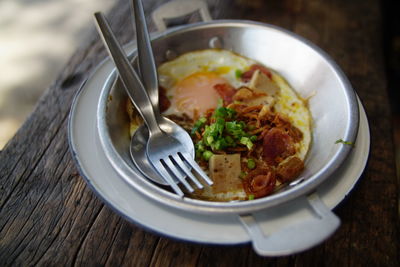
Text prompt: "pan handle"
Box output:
[[152, 0, 212, 31], [239, 192, 340, 256]]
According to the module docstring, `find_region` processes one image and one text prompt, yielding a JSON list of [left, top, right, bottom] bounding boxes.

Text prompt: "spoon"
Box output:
[[95, 11, 207, 195], [130, 0, 194, 185]]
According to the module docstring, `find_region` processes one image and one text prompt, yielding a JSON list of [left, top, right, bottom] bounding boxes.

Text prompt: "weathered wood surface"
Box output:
[[0, 0, 398, 266]]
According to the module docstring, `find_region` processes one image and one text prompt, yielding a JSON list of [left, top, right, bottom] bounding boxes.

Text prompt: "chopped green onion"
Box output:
[[225, 135, 235, 146], [212, 138, 228, 150], [335, 139, 355, 146], [240, 136, 249, 145], [206, 136, 214, 145], [239, 171, 248, 179], [193, 105, 260, 153], [226, 121, 247, 139], [203, 150, 214, 161], [247, 158, 256, 169], [195, 144, 204, 152], [191, 117, 207, 134], [248, 194, 255, 200], [195, 140, 205, 152], [213, 106, 236, 120], [235, 69, 243, 79], [247, 142, 254, 150], [227, 108, 236, 119], [214, 108, 226, 118], [215, 118, 225, 135], [240, 136, 254, 150]]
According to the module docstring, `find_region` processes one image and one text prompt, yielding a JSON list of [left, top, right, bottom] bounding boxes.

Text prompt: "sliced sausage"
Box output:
[[243, 167, 276, 198], [262, 127, 295, 165], [214, 83, 236, 105]]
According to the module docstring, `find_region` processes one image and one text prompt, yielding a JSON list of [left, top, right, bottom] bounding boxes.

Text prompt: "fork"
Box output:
[[130, 0, 195, 186], [94, 12, 213, 197]]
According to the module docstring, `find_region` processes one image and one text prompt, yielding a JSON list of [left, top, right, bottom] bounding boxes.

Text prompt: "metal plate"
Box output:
[[97, 21, 360, 214], [69, 54, 369, 244]]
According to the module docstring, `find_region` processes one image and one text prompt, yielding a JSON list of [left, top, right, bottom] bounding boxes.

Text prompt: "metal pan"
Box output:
[[96, 0, 359, 255]]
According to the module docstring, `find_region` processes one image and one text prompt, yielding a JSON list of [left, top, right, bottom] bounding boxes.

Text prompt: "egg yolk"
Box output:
[[173, 72, 228, 118]]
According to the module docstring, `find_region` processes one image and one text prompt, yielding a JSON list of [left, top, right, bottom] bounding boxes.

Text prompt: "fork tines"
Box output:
[[154, 152, 213, 197]]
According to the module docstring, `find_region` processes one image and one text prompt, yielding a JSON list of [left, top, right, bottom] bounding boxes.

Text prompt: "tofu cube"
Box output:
[[209, 154, 242, 194]]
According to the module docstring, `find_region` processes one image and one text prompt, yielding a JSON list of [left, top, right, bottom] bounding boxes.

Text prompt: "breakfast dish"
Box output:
[[127, 49, 312, 201], [73, 15, 365, 253], [68, 52, 369, 244]]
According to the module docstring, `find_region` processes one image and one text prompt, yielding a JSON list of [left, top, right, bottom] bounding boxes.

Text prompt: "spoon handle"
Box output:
[[94, 12, 162, 135], [131, 0, 160, 115]]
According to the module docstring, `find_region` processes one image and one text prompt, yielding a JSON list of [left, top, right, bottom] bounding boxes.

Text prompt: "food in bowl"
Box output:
[[127, 49, 312, 201]]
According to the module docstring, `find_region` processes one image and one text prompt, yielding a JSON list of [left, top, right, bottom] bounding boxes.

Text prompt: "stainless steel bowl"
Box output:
[[97, 19, 359, 215]]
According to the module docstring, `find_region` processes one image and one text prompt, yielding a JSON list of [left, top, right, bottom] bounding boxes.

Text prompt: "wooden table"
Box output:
[[1, 0, 398, 265]]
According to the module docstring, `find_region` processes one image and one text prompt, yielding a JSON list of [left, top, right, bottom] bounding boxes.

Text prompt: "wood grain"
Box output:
[[0, 0, 398, 266]]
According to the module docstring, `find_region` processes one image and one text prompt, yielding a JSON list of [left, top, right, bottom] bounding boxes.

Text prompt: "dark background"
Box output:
[[383, 0, 400, 111], [382, 0, 400, 178]]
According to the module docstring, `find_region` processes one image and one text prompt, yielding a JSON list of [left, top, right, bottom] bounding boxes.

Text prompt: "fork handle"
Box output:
[[95, 12, 162, 135], [131, 0, 160, 115]]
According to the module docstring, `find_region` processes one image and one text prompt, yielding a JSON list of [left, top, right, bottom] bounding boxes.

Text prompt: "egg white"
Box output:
[[271, 72, 311, 161], [158, 49, 256, 88], [158, 49, 257, 117]]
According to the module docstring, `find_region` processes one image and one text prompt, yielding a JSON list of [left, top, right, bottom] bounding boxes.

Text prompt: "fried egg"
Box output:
[[128, 48, 312, 202], [158, 49, 256, 119]]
